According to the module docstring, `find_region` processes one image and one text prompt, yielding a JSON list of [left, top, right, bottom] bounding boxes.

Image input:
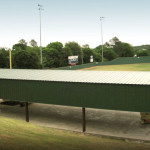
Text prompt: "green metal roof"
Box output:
[[1, 69, 150, 112], [0, 69, 150, 85]]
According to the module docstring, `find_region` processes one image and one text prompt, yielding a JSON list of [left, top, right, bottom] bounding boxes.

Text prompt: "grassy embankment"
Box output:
[[82, 63, 150, 71], [0, 116, 150, 150], [1, 63, 150, 149]]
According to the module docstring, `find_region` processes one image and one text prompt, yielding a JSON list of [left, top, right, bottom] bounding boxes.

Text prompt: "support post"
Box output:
[[9, 50, 12, 69], [82, 107, 86, 132], [25, 102, 29, 122]]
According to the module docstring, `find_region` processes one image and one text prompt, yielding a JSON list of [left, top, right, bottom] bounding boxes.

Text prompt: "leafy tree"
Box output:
[[134, 45, 150, 53], [18, 39, 27, 45], [0, 48, 9, 68], [109, 37, 120, 46], [103, 49, 118, 61], [44, 42, 66, 68], [46, 42, 63, 51], [44, 48, 60, 68], [104, 42, 111, 48], [82, 44, 89, 48], [137, 50, 149, 57], [94, 52, 102, 62], [63, 46, 73, 56], [29, 39, 37, 47], [113, 42, 134, 57], [63, 47, 73, 65], [12, 43, 27, 51], [94, 46, 117, 61], [14, 50, 41, 69], [26, 46, 40, 56], [64, 42, 82, 64], [65, 42, 81, 55], [82, 48, 94, 63]]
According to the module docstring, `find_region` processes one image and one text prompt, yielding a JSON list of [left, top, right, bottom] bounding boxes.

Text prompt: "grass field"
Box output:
[[0, 116, 150, 150], [82, 63, 150, 71]]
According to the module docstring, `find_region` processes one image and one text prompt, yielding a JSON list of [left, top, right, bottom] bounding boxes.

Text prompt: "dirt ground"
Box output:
[[0, 102, 150, 141]]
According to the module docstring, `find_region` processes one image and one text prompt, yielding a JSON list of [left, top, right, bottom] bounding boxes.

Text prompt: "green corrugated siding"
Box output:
[[0, 79, 150, 112]]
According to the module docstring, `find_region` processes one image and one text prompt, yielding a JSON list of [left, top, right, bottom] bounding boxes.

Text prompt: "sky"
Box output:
[[0, 0, 150, 49]]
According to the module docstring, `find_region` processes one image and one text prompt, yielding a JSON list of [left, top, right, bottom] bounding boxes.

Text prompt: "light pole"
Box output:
[[81, 46, 84, 65], [100, 17, 104, 62], [38, 4, 43, 64]]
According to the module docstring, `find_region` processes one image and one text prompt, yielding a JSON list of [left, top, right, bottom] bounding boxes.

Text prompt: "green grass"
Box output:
[[82, 63, 150, 71], [0, 116, 150, 150]]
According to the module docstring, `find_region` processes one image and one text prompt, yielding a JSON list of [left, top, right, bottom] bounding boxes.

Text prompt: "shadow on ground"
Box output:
[[0, 102, 150, 141]]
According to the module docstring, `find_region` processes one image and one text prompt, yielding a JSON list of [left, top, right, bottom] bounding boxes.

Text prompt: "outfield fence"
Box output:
[[53, 56, 150, 70]]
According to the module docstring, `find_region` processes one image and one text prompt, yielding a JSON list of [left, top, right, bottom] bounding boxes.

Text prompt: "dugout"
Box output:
[[0, 69, 150, 131]]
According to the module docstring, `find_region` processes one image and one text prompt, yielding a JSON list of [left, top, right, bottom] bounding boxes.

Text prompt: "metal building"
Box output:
[[0, 69, 150, 112]]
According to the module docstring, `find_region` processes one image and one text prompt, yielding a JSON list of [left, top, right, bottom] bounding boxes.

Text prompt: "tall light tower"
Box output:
[[81, 46, 84, 65], [38, 4, 43, 64], [100, 17, 104, 62]]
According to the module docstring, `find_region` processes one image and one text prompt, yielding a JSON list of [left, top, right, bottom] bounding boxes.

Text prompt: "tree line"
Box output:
[[0, 37, 149, 69]]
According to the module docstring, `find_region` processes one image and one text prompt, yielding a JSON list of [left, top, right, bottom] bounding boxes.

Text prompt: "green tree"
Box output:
[[64, 42, 82, 64], [137, 50, 149, 57], [94, 46, 117, 61], [94, 52, 102, 62], [134, 45, 150, 53], [83, 48, 94, 63], [113, 42, 134, 57], [63, 47, 73, 66], [12, 42, 41, 64], [0, 48, 9, 68], [103, 49, 118, 61], [109, 37, 120, 45], [104, 42, 111, 48], [26, 46, 40, 56], [12, 43, 27, 51], [18, 39, 27, 45], [44, 42, 66, 68], [82, 44, 89, 48], [82, 47, 102, 63], [44, 48, 60, 68], [29, 39, 37, 47], [46, 42, 63, 51], [14, 50, 41, 69]]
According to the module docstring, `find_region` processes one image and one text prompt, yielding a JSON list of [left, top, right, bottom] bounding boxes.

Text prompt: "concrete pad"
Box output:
[[0, 103, 150, 141], [0, 99, 3, 102]]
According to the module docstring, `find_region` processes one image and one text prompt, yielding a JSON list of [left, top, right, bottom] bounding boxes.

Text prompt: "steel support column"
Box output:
[[82, 107, 86, 132], [25, 102, 29, 122]]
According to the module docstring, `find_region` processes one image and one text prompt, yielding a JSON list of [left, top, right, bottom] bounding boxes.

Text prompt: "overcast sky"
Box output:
[[0, 0, 150, 48]]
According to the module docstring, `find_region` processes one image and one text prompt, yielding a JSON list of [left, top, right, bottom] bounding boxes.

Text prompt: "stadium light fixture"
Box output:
[[100, 17, 104, 62], [38, 4, 44, 64]]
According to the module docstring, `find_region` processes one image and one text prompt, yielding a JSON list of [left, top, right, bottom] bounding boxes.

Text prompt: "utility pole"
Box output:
[[100, 17, 104, 62], [38, 4, 43, 64]]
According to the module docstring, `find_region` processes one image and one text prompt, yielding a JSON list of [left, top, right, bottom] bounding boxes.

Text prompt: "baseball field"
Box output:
[[81, 63, 150, 71], [1, 63, 150, 150]]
